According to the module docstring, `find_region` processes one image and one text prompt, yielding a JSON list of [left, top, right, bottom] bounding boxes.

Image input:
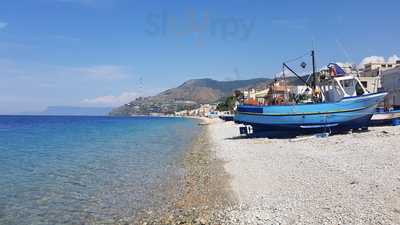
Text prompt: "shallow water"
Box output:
[[0, 116, 200, 225]]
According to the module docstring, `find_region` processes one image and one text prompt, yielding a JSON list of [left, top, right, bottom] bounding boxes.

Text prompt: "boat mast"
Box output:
[[311, 50, 321, 102], [311, 50, 317, 91], [282, 65, 288, 103]]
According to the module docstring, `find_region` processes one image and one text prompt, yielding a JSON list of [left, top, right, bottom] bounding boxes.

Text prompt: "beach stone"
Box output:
[[193, 217, 206, 225], [206, 119, 400, 224]]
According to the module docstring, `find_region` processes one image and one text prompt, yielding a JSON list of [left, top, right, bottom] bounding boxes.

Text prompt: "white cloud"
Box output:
[[387, 54, 400, 63], [81, 91, 138, 106], [359, 56, 385, 68], [0, 22, 8, 29], [358, 55, 400, 68], [0, 59, 131, 81], [0, 58, 142, 113], [0, 59, 135, 84]]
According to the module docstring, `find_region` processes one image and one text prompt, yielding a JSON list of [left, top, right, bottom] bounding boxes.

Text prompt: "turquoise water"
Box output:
[[0, 116, 200, 225]]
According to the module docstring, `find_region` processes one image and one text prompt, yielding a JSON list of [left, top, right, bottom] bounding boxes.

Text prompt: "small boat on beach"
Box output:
[[219, 114, 234, 121], [370, 108, 400, 126], [234, 51, 387, 137]]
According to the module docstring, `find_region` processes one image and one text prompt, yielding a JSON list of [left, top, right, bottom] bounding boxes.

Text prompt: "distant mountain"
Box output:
[[156, 78, 274, 103], [110, 78, 272, 116], [38, 106, 112, 116]]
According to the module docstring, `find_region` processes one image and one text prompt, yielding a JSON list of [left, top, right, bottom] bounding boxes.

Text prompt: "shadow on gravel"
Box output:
[[226, 128, 374, 140]]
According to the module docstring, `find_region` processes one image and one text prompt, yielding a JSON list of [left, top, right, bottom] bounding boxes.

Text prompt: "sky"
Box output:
[[1, 0, 399, 114]]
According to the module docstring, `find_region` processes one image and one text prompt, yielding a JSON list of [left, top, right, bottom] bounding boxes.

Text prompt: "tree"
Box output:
[[216, 102, 228, 112], [216, 96, 237, 112]]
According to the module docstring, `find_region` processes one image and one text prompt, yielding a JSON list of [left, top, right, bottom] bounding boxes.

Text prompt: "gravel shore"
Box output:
[[135, 119, 235, 225], [209, 120, 400, 224], [135, 118, 400, 224]]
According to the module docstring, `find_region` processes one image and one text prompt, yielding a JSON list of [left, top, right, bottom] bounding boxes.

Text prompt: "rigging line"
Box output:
[[284, 52, 310, 64], [336, 39, 354, 65]]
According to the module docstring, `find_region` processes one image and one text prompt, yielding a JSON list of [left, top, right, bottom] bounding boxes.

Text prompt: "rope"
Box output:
[[284, 52, 310, 64]]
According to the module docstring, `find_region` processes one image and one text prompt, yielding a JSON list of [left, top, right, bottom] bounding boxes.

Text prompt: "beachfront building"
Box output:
[[359, 60, 400, 93], [363, 61, 400, 77], [354, 59, 400, 109], [174, 104, 217, 117], [381, 66, 400, 109], [242, 88, 270, 105], [254, 89, 269, 104], [358, 76, 381, 93], [196, 104, 217, 117], [174, 110, 189, 116]]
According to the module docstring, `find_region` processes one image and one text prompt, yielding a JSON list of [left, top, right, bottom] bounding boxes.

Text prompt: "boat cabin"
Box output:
[[320, 75, 368, 102]]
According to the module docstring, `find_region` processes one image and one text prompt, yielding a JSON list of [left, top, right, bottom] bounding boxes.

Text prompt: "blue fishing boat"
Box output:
[[234, 51, 387, 137]]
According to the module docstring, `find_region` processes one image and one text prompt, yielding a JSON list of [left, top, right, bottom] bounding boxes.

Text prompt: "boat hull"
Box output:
[[370, 110, 400, 126], [234, 92, 387, 137], [219, 115, 234, 121]]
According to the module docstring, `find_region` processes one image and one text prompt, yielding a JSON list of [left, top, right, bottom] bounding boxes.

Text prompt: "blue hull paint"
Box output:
[[219, 115, 234, 121], [234, 92, 387, 137], [240, 115, 372, 138]]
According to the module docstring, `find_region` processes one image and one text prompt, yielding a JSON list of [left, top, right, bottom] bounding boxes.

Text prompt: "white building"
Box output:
[[243, 88, 256, 99], [174, 104, 217, 117], [363, 61, 400, 77], [242, 88, 270, 104], [381, 66, 400, 108], [359, 61, 400, 93]]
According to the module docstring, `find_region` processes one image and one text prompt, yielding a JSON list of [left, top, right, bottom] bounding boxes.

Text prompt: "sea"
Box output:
[[0, 116, 201, 225]]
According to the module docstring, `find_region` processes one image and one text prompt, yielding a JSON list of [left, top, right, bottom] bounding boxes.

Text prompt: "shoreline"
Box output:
[[136, 117, 400, 224], [135, 117, 235, 225]]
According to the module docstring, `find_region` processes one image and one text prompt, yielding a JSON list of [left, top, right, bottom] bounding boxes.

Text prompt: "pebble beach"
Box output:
[[208, 119, 400, 224], [137, 118, 400, 224]]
